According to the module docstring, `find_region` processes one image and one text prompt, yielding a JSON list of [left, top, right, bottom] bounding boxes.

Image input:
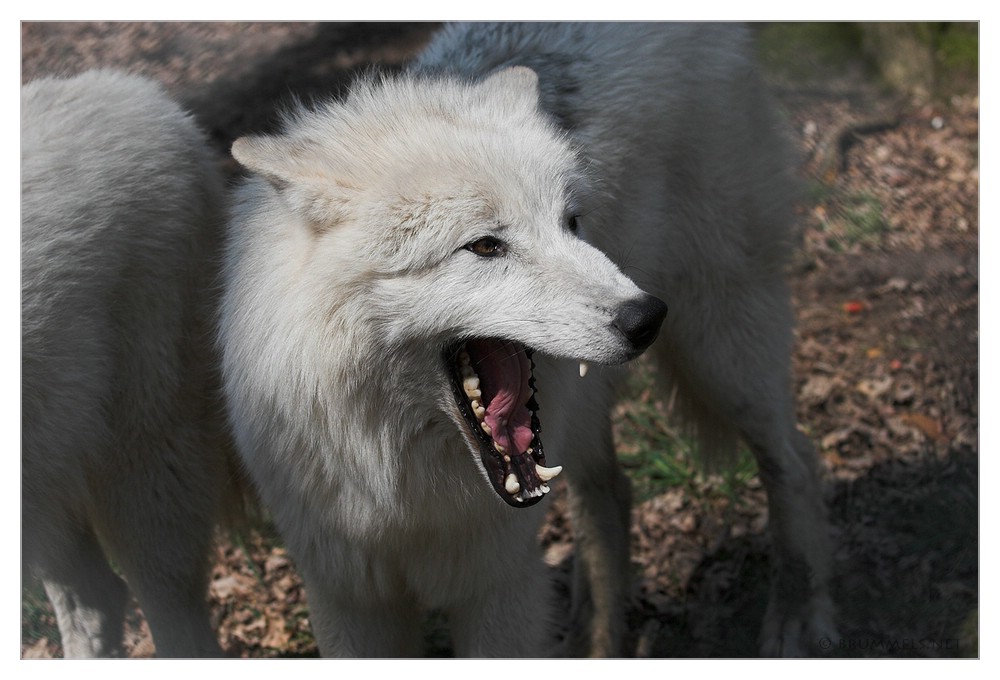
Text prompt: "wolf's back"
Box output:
[[414, 22, 797, 277]]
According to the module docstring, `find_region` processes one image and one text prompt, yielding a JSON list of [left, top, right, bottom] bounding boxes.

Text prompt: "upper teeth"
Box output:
[[459, 350, 496, 438], [471, 400, 486, 419], [579, 361, 589, 378], [504, 464, 562, 500], [535, 464, 562, 482]]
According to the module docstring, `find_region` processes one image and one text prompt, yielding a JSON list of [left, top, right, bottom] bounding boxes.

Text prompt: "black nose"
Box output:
[[613, 293, 668, 353]]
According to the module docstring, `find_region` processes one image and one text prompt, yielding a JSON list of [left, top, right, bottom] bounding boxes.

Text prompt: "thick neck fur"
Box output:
[[259, 263, 498, 535]]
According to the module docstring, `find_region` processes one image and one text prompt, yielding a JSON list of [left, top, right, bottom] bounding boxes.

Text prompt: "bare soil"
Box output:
[[20, 22, 979, 659]]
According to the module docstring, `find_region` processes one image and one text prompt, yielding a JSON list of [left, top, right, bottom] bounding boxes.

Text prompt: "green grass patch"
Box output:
[[613, 360, 760, 503], [936, 23, 978, 72], [840, 192, 888, 246], [814, 191, 888, 251]]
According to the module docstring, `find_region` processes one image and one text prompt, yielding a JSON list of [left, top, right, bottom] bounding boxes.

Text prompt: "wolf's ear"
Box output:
[[478, 66, 541, 110], [232, 135, 298, 188], [232, 134, 351, 229]]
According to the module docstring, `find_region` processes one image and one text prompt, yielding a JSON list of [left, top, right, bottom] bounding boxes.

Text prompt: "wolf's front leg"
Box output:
[[541, 362, 631, 657], [300, 571, 424, 658], [564, 456, 632, 657], [446, 556, 556, 657]]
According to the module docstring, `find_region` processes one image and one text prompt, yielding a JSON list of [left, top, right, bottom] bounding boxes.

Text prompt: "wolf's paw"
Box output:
[[759, 593, 837, 657]]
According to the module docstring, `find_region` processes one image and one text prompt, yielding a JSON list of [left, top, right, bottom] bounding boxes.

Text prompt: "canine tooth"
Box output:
[[535, 464, 563, 482], [579, 361, 589, 378], [505, 474, 520, 495]]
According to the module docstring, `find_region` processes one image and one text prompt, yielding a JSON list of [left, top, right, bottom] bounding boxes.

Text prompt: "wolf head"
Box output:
[[229, 67, 666, 507]]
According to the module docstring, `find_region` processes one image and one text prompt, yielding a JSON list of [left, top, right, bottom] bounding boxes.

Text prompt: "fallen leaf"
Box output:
[[857, 376, 893, 400], [261, 615, 291, 649], [22, 637, 52, 659], [821, 427, 853, 450], [669, 512, 698, 534], [210, 573, 257, 601], [265, 553, 291, 574], [801, 374, 837, 406], [900, 413, 946, 442]]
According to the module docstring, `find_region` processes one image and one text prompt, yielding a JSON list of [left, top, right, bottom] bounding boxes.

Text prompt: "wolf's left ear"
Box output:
[[478, 66, 540, 110]]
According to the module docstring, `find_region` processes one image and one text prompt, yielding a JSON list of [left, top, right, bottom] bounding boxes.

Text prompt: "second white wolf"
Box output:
[[415, 22, 835, 656], [22, 70, 227, 657]]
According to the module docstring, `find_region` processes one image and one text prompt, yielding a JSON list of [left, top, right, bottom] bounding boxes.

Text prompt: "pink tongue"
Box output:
[[468, 339, 534, 455]]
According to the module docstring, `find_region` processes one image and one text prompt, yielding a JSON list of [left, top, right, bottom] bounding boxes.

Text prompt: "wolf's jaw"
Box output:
[[448, 340, 562, 506]]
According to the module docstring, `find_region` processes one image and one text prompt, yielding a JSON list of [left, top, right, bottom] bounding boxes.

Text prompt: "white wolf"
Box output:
[[21, 70, 228, 657], [414, 22, 836, 656], [220, 64, 667, 657], [222, 21, 832, 658]]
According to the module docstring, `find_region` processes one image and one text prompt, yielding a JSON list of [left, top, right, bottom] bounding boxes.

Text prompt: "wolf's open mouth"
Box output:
[[446, 339, 562, 507]]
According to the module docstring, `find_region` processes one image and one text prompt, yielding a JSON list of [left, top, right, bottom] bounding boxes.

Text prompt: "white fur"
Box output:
[[21, 70, 226, 658], [219, 67, 659, 657]]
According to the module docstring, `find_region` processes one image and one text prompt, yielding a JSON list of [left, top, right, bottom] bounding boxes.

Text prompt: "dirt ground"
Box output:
[[20, 22, 979, 659]]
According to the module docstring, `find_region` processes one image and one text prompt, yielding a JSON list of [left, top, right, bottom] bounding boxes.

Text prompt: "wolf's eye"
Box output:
[[465, 236, 506, 258], [567, 214, 581, 234]]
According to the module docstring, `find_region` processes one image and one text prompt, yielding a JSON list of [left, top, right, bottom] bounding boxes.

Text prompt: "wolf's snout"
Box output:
[[613, 294, 668, 353]]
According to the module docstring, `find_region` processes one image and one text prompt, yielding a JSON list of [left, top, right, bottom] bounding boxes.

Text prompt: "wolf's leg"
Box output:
[[301, 575, 423, 657], [753, 429, 837, 656], [34, 525, 129, 658], [447, 553, 556, 657], [542, 363, 631, 657], [565, 449, 632, 657], [657, 278, 836, 656], [92, 430, 224, 658]]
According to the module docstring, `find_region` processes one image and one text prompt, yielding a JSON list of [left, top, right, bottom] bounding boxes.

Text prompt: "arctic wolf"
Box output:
[[220, 64, 667, 656], [415, 23, 836, 656], [22, 70, 227, 657]]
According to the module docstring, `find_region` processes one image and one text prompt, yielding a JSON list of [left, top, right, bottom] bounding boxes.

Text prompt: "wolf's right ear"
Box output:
[[232, 135, 295, 188], [231, 134, 352, 229]]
